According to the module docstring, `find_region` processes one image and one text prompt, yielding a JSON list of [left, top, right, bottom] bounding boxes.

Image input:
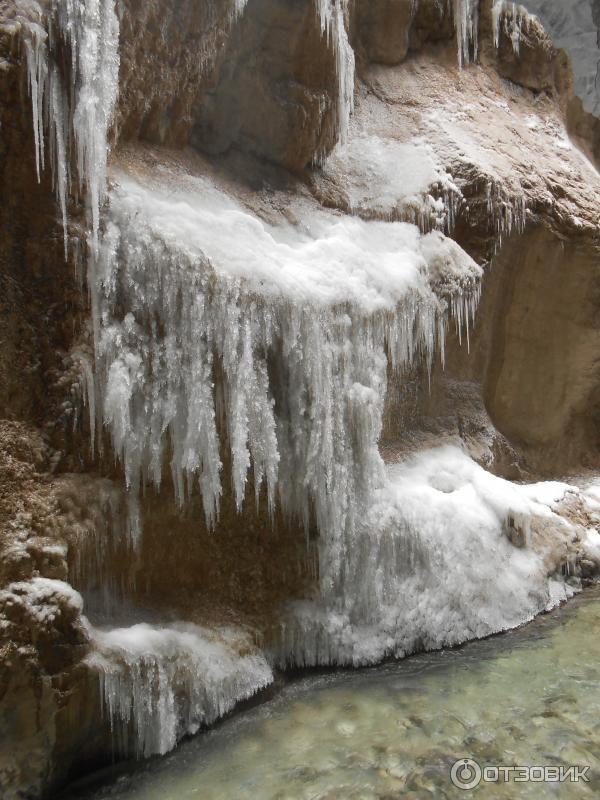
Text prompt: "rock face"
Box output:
[[521, 0, 600, 115], [0, 0, 599, 797]]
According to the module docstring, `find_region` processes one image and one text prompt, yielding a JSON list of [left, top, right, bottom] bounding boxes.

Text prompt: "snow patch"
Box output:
[[323, 134, 461, 230]]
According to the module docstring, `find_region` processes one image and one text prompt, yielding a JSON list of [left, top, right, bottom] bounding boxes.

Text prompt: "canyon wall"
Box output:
[[1, 1, 599, 797]]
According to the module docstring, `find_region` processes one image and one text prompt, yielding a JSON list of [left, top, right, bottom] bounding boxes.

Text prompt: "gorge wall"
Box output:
[[1, 1, 599, 797]]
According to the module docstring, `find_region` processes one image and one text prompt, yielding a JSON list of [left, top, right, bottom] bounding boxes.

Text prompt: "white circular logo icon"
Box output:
[[451, 758, 483, 790]]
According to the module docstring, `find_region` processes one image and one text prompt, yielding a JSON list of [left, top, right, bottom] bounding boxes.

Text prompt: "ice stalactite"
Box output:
[[58, 0, 120, 251], [232, 0, 250, 17], [19, 0, 120, 253], [485, 180, 527, 251], [21, 12, 71, 255], [92, 164, 481, 545], [316, 0, 355, 146], [89, 624, 273, 758], [22, 17, 47, 184], [492, 1, 532, 54], [451, 0, 479, 67]]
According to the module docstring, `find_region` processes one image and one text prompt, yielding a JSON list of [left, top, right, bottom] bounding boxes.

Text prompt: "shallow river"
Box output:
[[63, 588, 600, 799]]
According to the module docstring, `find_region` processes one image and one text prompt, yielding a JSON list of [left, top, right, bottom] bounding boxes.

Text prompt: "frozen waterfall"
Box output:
[[15, 0, 590, 769]]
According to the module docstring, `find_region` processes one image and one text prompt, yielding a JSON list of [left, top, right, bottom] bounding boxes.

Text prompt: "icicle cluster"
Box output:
[[492, 1, 531, 54], [485, 180, 527, 250], [451, 0, 479, 67], [19, 0, 119, 253], [316, 0, 355, 146], [411, 0, 531, 70], [90, 167, 481, 591], [89, 624, 273, 758]]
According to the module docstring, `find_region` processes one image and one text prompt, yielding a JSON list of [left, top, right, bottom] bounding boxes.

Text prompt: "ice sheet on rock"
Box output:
[[582, 480, 600, 517], [520, 480, 579, 509], [92, 163, 481, 543], [88, 622, 273, 758], [582, 530, 600, 567], [103, 167, 478, 311], [274, 447, 576, 667], [322, 134, 462, 230]]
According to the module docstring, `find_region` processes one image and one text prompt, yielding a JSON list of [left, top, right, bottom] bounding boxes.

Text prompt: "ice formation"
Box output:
[[15, 0, 592, 770], [492, 1, 533, 53], [275, 446, 578, 667], [486, 180, 527, 249], [92, 163, 481, 538], [89, 623, 273, 757], [75, 151, 481, 757], [316, 0, 355, 146], [18, 0, 119, 252], [451, 0, 480, 66], [323, 134, 462, 231]]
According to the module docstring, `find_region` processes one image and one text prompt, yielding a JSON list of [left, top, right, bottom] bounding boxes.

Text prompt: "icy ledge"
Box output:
[[88, 623, 273, 758], [90, 158, 481, 545]]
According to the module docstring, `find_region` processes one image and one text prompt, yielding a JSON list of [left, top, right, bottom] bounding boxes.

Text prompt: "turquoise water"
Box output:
[[64, 588, 600, 799]]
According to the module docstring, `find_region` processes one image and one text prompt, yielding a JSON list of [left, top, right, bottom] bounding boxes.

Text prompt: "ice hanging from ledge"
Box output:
[[92, 157, 481, 565], [452, 0, 480, 66], [18, 0, 119, 252], [88, 622, 273, 758], [316, 0, 355, 146], [492, 1, 532, 53]]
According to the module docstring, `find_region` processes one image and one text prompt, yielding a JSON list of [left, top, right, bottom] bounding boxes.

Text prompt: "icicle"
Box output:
[[492, 1, 531, 54], [20, 0, 120, 255], [451, 0, 479, 67], [88, 624, 273, 759], [315, 0, 355, 146], [56, 0, 120, 252], [22, 21, 48, 183]]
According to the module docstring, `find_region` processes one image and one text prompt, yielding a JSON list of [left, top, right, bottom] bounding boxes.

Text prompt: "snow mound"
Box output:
[[275, 447, 577, 667]]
